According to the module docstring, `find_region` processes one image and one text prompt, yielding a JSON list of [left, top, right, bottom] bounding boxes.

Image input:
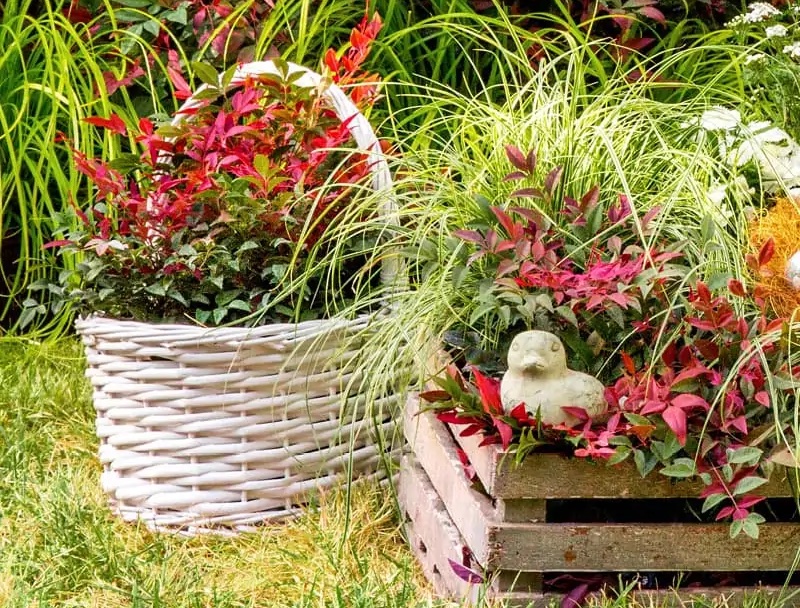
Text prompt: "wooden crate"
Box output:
[[399, 393, 800, 606]]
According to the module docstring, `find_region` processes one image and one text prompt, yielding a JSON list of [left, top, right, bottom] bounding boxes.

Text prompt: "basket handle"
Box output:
[[172, 60, 403, 291]]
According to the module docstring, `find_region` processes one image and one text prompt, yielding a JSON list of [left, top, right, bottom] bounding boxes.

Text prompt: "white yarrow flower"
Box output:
[[699, 107, 741, 131], [744, 2, 782, 22], [766, 24, 788, 37], [784, 41, 800, 58], [744, 53, 767, 64]]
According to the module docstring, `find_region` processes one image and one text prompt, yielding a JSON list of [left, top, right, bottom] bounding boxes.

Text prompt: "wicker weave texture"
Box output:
[[78, 61, 399, 535], [78, 316, 398, 535]]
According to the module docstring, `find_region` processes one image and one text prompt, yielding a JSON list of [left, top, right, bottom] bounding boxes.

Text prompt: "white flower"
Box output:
[[707, 183, 728, 205], [699, 107, 741, 131], [766, 24, 788, 37], [788, 187, 800, 201], [727, 2, 781, 25], [784, 41, 800, 59], [744, 52, 767, 64]]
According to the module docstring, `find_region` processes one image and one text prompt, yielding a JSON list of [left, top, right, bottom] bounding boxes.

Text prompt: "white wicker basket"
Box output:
[[77, 61, 401, 535]]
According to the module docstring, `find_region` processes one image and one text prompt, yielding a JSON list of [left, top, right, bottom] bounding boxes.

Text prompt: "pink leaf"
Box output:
[[754, 391, 770, 407], [448, 558, 483, 584], [662, 406, 688, 446], [670, 393, 709, 410], [637, 5, 666, 23], [561, 583, 590, 608], [493, 417, 514, 451], [82, 114, 127, 136]]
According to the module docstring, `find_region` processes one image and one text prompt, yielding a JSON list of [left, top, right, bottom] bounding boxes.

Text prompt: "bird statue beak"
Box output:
[[521, 356, 546, 371]]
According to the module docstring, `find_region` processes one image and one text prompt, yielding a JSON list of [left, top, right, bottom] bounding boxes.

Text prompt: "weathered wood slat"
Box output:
[[397, 455, 475, 600], [400, 454, 795, 607], [494, 522, 800, 572], [403, 396, 498, 568], [436, 395, 797, 500]]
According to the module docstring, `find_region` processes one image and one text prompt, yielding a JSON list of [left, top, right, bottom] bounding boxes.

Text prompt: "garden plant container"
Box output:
[[77, 60, 401, 535], [401, 393, 800, 606]]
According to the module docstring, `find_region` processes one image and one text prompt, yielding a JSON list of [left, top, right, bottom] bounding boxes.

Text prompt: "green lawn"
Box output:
[[0, 338, 796, 608]]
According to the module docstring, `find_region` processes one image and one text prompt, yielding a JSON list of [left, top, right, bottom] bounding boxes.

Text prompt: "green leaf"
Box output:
[[227, 299, 251, 312], [633, 449, 647, 477], [191, 62, 220, 87], [730, 519, 744, 539], [741, 521, 758, 539], [607, 446, 631, 465], [701, 493, 727, 513], [253, 154, 272, 179], [733, 475, 768, 496], [726, 446, 763, 466], [164, 5, 188, 24], [145, 283, 166, 296], [624, 413, 652, 426], [212, 307, 228, 325], [108, 154, 141, 173], [178, 244, 197, 256], [660, 458, 696, 478], [142, 19, 161, 36], [555, 305, 578, 328]]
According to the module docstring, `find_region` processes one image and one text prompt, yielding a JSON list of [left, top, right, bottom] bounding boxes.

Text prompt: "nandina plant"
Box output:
[[23, 16, 384, 328], [422, 144, 800, 539]]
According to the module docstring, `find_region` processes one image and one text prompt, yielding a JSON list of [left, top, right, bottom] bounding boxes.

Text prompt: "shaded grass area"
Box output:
[[0, 338, 795, 607]]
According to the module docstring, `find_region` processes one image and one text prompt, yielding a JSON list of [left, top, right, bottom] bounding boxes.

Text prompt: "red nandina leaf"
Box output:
[[83, 114, 127, 136], [510, 402, 532, 424], [736, 495, 766, 509], [419, 390, 452, 403], [472, 369, 503, 415], [754, 391, 770, 407], [629, 424, 656, 442], [580, 184, 600, 212], [460, 424, 484, 437], [732, 507, 750, 520], [606, 412, 621, 434], [544, 166, 564, 196], [621, 351, 636, 375], [662, 406, 688, 446], [671, 366, 708, 387], [455, 448, 476, 481], [716, 506, 736, 520], [493, 417, 514, 450], [505, 144, 529, 173], [759, 238, 775, 267], [730, 416, 749, 434], [637, 5, 666, 23], [728, 279, 746, 297], [561, 583, 590, 608], [640, 400, 666, 415], [448, 558, 483, 584], [478, 435, 501, 447], [436, 411, 481, 426], [561, 406, 590, 422], [42, 239, 73, 249], [324, 48, 339, 74], [671, 393, 709, 410], [696, 281, 712, 304]]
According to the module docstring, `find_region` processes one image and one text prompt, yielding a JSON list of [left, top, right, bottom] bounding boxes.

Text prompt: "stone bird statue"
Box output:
[[500, 330, 607, 426]]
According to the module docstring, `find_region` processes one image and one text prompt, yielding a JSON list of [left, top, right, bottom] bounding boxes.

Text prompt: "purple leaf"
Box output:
[[561, 583, 590, 608], [448, 558, 484, 584]]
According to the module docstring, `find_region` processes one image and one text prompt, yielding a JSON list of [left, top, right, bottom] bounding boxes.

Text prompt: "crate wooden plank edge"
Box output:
[[405, 393, 800, 573], [400, 451, 799, 608]]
